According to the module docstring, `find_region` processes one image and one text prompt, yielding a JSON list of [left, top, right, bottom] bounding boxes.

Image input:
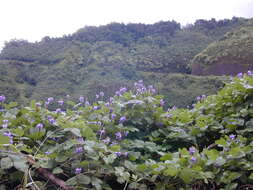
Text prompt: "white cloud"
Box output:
[[0, 0, 252, 47]]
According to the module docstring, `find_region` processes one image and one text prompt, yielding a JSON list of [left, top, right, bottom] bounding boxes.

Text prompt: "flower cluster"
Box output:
[[237, 70, 253, 79], [47, 116, 56, 125], [75, 146, 84, 154], [79, 96, 84, 103], [114, 152, 128, 157], [2, 120, 9, 128], [115, 87, 128, 96], [0, 95, 6, 103], [75, 168, 82, 174], [35, 123, 44, 129], [58, 100, 64, 106], [196, 94, 206, 102]]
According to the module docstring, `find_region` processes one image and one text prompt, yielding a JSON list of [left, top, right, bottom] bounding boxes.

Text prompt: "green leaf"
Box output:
[[77, 174, 91, 185], [103, 153, 116, 164], [205, 149, 219, 160], [52, 167, 63, 174], [63, 128, 81, 137], [0, 134, 10, 144], [163, 165, 178, 176], [160, 153, 172, 161], [220, 171, 241, 183], [215, 138, 227, 146], [0, 157, 13, 169], [109, 145, 121, 152], [66, 176, 77, 186], [81, 126, 95, 140], [12, 128, 24, 136], [179, 168, 193, 183], [9, 155, 28, 172], [91, 177, 102, 190], [4, 102, 18, 109], [249, 173, 253, 180]]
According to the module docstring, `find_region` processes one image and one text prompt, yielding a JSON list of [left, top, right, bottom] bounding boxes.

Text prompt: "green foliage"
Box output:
[[191, 18, 253, 75], [0, 74, 253, 189], [0, 59, 225, 107], [0, 17, 248, 107]]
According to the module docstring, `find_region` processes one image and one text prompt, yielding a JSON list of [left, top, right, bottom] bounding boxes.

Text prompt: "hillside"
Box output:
[[0, 59, 225, 107], [191, 18, 253, 75], [0, 17, 249, 107], [0, 73, 253, 190]]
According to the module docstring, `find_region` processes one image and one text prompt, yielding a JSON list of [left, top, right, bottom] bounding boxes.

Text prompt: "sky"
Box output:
[[0, 0, 253, 48]]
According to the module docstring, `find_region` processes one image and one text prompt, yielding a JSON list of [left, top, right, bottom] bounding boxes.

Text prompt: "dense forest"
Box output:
[[1, 17, 252, 107]]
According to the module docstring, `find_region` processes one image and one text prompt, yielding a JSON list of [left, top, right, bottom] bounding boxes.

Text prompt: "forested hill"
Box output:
[[0, 17, 247, 73], [191, 18, 253, 75], [0, 17, 250, 106]]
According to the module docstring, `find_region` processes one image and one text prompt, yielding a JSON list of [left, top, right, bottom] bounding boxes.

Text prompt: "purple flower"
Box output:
[[148, 85, 156, 94], [124, 131, 129, 137], [109, 97, 114, 102], [75, 168, 82, 174], [165, 114, 172, 118], [123, 152, 128, 157], [58, 100, 64, 106], [55, 108, 62, 114], [36, 123, 44, 129], [189, 147, 196, 155], [35, 102, 42, 107], [44, 101, 50, 107], [111, 113, 116, 120], [119, 87, 127, 94], [190, 157, 197, 163], [115, 91, 121, 96], [2, 123, 8, 128], [105, 102, 110, 107], [3, 120, 8, 123], [99, 92, 104, 97], [93, 106, 99, 110], [237, 73, 243, 78], [77, 137, 85, 143], [85, 101, 90, 106], [47, 97, 54, 103], [98, 129, 105, 136], [96, 94, 100, 99], [79, 96, 84, 103], [115, 132, 122, 140], [4, 131, 12, 137], [196, 96, 201, 101], [247, 70, 253, 76], [160, 99, 165, 107], [0, 95, 6, 103], [75, 147, 83, 154], [229, 134, 236, 140], [9, 137, 13, 144], [110, 141, 118, 146], [45, 151, 51, 155], [48, 116, 56, 125], [119, 116, 126, 123], [115, 152, 122, 157]]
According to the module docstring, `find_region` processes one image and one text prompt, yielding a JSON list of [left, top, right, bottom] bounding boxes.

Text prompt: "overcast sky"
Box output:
[[0, 0, 253, 48]]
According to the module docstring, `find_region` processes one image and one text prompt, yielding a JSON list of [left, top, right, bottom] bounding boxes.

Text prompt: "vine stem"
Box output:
[[123, 181, 128, 190]]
